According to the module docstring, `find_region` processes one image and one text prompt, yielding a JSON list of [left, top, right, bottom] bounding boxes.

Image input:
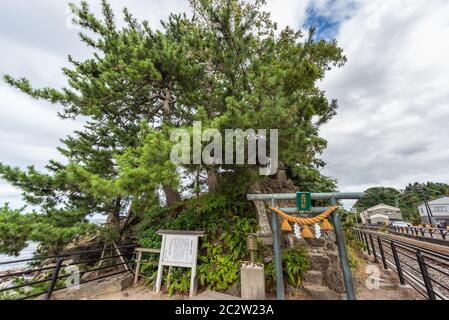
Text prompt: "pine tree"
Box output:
[[0, 0, 346, 254]]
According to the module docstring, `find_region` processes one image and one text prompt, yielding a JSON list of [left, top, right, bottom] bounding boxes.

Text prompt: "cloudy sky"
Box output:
[[1, 0, 449, 209]]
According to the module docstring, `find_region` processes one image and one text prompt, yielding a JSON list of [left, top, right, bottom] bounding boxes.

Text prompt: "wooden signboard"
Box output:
[[155, 230, 204, 297]]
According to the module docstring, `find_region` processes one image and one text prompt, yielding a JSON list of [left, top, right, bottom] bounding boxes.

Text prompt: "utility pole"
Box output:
[[417, 186, 433, 226], [351, 207, 360, 228]]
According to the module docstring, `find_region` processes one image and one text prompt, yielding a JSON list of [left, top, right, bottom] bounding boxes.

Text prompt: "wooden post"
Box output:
[[133, 248, 160, 285], [167, 266, 173, 289], [155, 235, 166, 294], [95, 242, 108, 277], [134, 250, 143, 284], [113, 241, 131, 272], [189, 237, 199, 297]]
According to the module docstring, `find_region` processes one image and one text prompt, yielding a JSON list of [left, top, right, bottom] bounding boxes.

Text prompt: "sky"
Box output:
[[1, 0, 449, 210]]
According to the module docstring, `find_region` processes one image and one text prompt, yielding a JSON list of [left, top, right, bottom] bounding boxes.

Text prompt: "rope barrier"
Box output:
[[269, 206, 340, 225], [269, 206, 340, 238]]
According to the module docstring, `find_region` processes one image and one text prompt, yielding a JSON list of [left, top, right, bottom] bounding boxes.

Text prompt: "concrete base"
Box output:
[[240, 262, 266, 300], [50, 273, 134, 300]]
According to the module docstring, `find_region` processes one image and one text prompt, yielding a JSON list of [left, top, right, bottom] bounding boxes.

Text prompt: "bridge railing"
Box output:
[[0, 244, 136, 300], [355, 228, 449, 300]]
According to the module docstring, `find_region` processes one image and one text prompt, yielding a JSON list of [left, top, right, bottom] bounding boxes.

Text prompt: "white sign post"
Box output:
[[155, 230, 204, 297]]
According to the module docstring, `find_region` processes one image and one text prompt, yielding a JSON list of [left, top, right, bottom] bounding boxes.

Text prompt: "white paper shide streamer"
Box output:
[[314, 223, 322, 239], [293, 223, 301, 239]]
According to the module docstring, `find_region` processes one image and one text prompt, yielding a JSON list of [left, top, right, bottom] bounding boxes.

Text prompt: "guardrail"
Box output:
[[355, 229, 449, 300], [366, 224, 449, 241], [0, 244, 137, 300]]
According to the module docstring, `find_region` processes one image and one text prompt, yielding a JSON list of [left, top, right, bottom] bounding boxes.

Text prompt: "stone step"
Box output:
[[303, 284, 341, 300], [304, 270, 324, 285], [309, 247, 325, 254]]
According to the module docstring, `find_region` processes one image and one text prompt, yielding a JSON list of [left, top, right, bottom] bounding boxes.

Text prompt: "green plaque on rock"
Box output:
[[296, 192, 311, 212]]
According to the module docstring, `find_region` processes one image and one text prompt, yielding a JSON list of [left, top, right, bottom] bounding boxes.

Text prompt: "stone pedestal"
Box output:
[[240, 262, 266, 300]]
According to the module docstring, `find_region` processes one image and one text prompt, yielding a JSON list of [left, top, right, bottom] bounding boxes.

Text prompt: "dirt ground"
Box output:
[[54, 254, 423, 300], [93, 264, 423, 301], [98, 286, 187, 300]]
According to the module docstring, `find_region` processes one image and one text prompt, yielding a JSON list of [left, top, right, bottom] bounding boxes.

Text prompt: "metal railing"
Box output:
[[355, 229, 449, 300], [0, 244, 137, 300], [366, 224, 449, 241]]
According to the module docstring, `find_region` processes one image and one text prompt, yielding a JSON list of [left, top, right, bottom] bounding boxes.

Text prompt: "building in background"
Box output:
[[360, 204, 403, 225], [418, 196, 449, 226]]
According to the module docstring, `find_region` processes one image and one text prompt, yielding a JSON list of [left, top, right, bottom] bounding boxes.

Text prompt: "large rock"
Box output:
[[325, 264, 345, 294], [327, 251, 339, 265], [276, 170, 288, 182], [326, 241, 337, 251], [308, 253, 330, 272], [252, 200, 273, 245]]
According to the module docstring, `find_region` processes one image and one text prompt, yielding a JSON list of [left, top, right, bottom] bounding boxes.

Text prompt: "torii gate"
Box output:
[[247, 192, 365, 300]]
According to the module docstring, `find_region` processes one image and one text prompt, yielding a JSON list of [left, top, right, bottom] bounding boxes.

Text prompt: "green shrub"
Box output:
[[136, 195, 257, 294], [198, 252, 239, 291], [266, 247, 310, 287], [166, 268, 190, 296]]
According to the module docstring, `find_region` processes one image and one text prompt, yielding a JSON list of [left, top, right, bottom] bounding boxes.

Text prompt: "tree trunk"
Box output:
[[162, 81, 173, 116], [106, 198, 122, 234], [163, 185, 181, 206], [207, 167, 219, 193]]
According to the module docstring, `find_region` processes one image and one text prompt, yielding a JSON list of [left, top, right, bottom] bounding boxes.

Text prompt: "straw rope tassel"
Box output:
[[281, 219, 292, 232], [269, 206, 340, 225], [320, 218, 333, 231], [301, 225, 313, 238]]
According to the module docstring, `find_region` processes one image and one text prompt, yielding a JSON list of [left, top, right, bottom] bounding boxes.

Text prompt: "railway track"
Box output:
[[356, 229, 449, 300], [361, 228, 449, 255]]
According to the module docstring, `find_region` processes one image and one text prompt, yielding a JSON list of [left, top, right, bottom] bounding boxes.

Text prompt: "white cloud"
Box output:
[[264, 0, 312, 31], [320, 0, 449, 193]]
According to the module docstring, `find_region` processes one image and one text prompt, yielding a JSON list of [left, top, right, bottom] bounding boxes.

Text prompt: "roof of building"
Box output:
[[418, 196, 449, 207], [369, 213, 389, 220], [365, 203, 400, 212]]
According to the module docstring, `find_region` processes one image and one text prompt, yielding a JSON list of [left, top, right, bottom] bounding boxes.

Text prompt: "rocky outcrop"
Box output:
[[248, 171, 346, 300], [248, 170, 298, 245], [295, 235, 345, 298]]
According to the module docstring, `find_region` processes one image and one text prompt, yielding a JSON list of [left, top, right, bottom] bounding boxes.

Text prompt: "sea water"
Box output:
[[0, 242, 38, 272], [0, 215, 106, 272]]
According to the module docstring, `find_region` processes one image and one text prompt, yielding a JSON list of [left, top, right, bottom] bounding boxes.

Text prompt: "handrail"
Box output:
[[0, 243, 137, 300], [0, 244, 136, 266], [355, 228, 449, 300]]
